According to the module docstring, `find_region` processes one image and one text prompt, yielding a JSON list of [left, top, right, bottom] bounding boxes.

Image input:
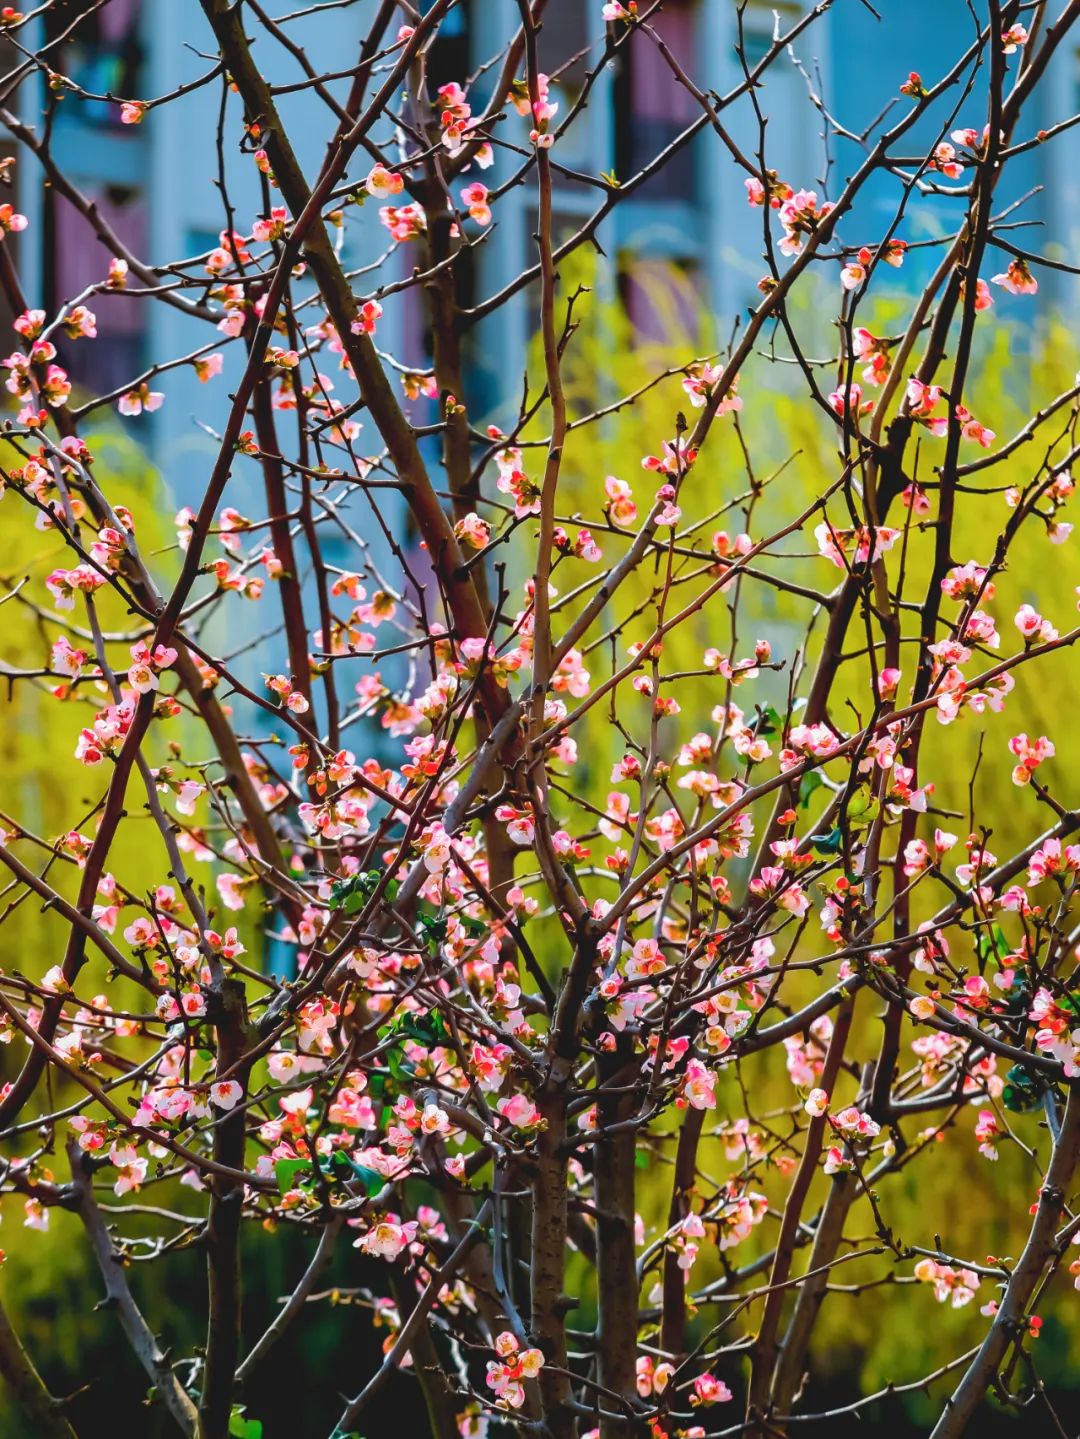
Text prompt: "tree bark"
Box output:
[[930, 1084, 1080, 1439], [0, 1295, 81, 1439], [595, 1048, 644, 1438], [199, 979, 252, 1439]]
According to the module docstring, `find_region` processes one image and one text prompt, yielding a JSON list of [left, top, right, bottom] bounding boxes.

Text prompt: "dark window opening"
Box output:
[[425, 1, 470, 96], [45, 186, 147, 395], [614, 0, 697, 199], [44, 0, 144, 129]]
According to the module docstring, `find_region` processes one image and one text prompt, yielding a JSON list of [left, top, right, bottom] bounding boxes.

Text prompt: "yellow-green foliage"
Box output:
[[0, 280, 1075, 1423], [520, 260, 1079, 1405], [0, 424, 193, 1409], [0, 424, 180, 980]]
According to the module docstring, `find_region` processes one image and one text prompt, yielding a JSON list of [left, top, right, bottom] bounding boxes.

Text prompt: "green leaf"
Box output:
[[229, 1407, 263, 1439], [809, 827, 843, 857], [328, 870, 381, 913], [1001, 1064, 1045, 1113], [385, 1046, 413, 1082], [757, 704, 783, 736], [975, 922, 1012, 973], [418, 913, 448, 949], [845, 789, 877, 823], [797, 771, 824, 809], [274, 1158, 311, 1194], [348, 1162, 387, 1197]]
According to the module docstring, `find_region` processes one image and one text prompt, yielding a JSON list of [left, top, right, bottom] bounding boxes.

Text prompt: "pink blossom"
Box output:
[[365, 163, 403, 199], [118, 384, 164, 417], [461, 182, 491, 225], [991, 258, 1038, 295], [496, 1092, 544, 1130]]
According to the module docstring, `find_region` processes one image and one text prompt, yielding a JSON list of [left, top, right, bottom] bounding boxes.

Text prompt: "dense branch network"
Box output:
[[0, 2, 1077, 1438]]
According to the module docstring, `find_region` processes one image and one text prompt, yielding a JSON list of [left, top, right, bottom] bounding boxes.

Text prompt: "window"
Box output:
[[738, 0, 801, 65], [425, 1, 469, 93], [48, 188, 146, 393], [615, 0, 698, 199], [735, 3, 809, 207], [44, 0, 144, 130], [538, 4, 598, 174], [741, 26, 774, 70]]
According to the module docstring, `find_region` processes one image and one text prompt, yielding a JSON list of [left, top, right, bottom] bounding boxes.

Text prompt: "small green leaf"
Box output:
[[809, 827, 843, 857], [418, 913, 448, 949], [757, 704, 783, 736], [797, 771, 824, 809], [846, 789, 877, 822], [386, 1046, 413, 1082], [274, 1158, 311, 1194], [1001, 1064, 1045, 1113], [229, 1407, 263, 1439], [328, 870, 381, 913], [349, 1162, 386, 1197]]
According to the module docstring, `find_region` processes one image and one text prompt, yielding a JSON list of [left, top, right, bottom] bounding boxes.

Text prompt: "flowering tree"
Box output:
[[1, 1, 1080, 1437]]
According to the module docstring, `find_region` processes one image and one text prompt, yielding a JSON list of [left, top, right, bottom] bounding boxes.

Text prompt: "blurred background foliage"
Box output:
[[0, 270, 1077, 1435]]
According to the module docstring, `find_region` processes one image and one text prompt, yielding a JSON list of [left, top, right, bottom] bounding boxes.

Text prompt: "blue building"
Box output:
[[13, 1, 1079, 486]]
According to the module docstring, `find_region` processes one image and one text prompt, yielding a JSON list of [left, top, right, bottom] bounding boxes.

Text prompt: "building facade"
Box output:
[[13, 0, 1079, 491]]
